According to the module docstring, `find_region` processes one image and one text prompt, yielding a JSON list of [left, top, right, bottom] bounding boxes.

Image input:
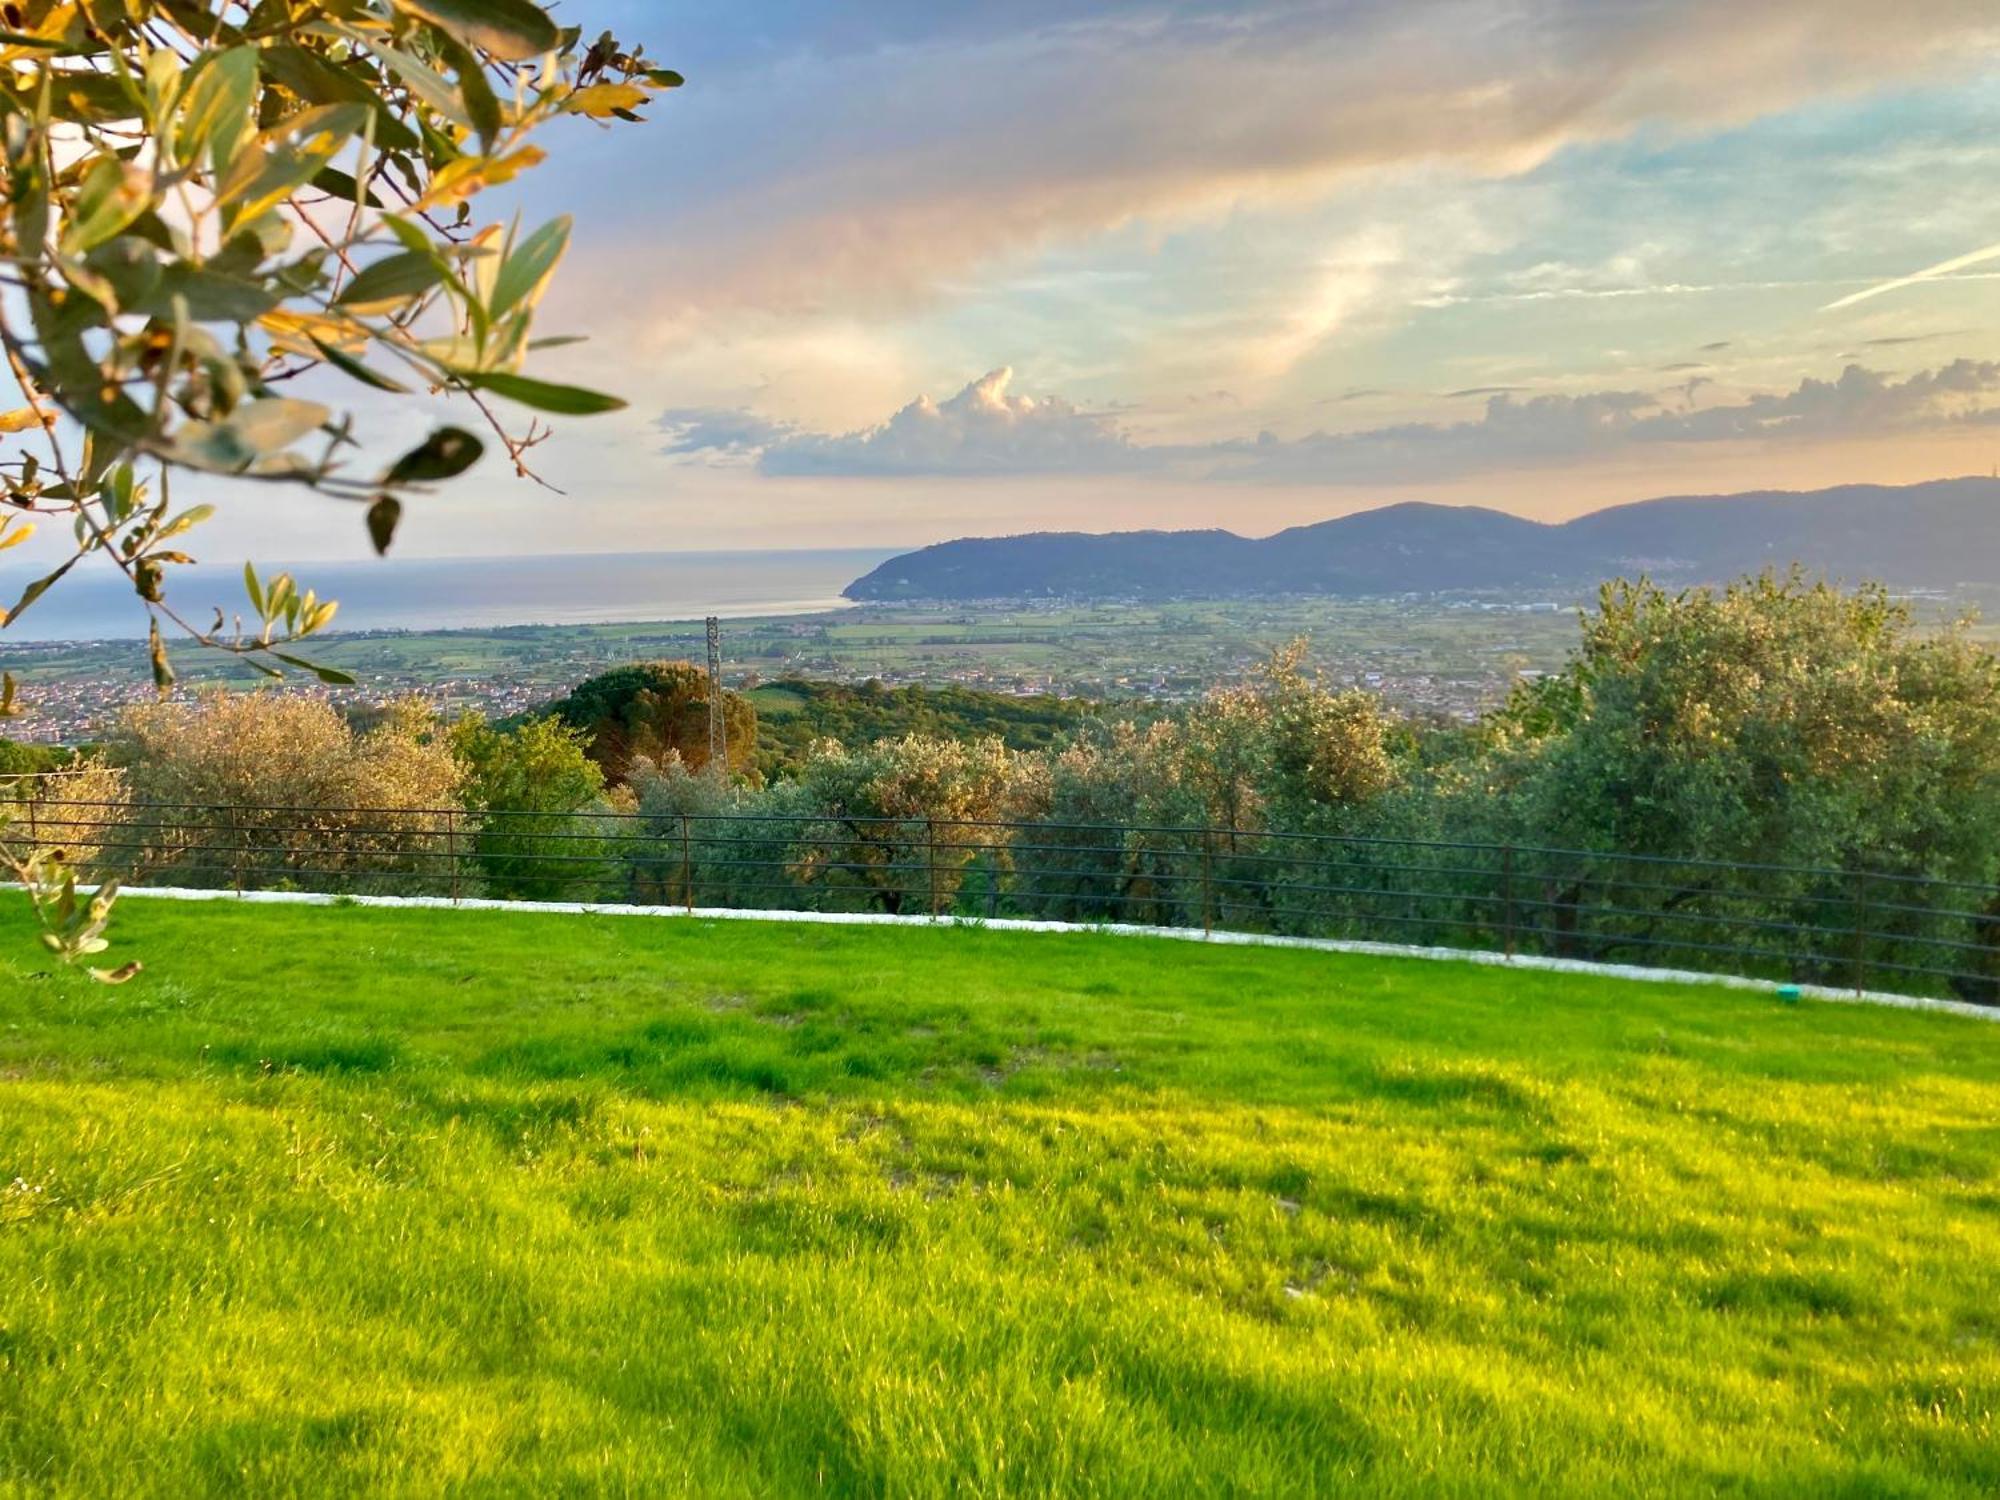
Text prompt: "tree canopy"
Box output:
[[548, 661, 758, 784], [0, 2, 674, 689], [0, 0, 673, 972], [1465, 574, 2000, 881], [748, 678, 1090, 781]]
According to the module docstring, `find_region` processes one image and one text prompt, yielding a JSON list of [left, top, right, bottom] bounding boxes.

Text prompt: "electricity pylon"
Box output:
[[705, 616, 728, 775]]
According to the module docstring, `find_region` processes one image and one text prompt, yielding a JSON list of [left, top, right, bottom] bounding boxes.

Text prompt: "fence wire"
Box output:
[[6, 780, 1999, 1005]]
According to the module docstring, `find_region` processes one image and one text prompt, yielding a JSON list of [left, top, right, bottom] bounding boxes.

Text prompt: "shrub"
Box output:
[[788, 736, 1040, 915], [0, 739, 64, 779], [10, 759, 129, 878], [452, 716, 611, 901], [115, 693, 460, 891], [1437, 574, 2000, 988], [623, 753, 746, 906]]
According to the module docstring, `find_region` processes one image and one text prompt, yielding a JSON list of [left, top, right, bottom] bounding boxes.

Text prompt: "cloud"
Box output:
[[670, 368, 1147, 477], [667, 358, 2000, 485], [602, 0, 2000, 322], [657, 408, 798, 460], [1824, 238, 2000, 310], [1237, 225, 1412, 378], [1221, 360, 2000, 481], [1220, 388, 1664, 484], [1862, 330, 1971, 347], [1644, 359, 2000, 441]]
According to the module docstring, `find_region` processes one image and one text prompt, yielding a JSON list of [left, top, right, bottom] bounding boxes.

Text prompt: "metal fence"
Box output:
[[5, 783, 2000, 1005]]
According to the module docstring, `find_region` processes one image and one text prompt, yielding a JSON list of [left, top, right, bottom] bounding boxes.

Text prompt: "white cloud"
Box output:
[[1220, 360, 2000, 481], [1825, 239, 2000, 310], [1655, 360, 2000, 440], [697, 368, 1148, 477], [1241, 227, 1411, 379], [665, 358, 2000, 485]]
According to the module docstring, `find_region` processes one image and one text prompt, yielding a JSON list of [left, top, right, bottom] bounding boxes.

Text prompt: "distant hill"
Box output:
[[844, 478, 2000, 600]]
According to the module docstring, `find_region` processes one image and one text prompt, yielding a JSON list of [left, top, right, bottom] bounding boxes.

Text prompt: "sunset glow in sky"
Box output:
[[191, 2, 2000, 557]]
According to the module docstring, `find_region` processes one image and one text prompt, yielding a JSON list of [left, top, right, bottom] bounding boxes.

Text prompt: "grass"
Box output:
[[0, 899, 1997, 1496]]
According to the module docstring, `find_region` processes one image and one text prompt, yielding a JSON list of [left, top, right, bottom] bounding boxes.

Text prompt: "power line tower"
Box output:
[[705, 615, 728, 775]]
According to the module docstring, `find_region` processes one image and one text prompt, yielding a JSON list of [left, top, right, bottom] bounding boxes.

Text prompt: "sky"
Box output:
[[30, 0, 2000, 565]]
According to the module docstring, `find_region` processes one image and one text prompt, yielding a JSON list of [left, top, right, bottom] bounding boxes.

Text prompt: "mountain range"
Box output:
[[843, 478, 2000, 601]]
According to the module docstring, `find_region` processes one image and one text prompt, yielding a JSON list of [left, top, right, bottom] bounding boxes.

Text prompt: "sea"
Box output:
[[0, 548, 904, 643]]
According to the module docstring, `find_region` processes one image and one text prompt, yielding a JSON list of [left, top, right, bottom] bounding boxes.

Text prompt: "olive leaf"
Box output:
[[0, 1, 676, 973], [387, 0, 561, 62], [455, 370, 627, 415], [366, 495, 403, 555], [386, 428, 484, 484]]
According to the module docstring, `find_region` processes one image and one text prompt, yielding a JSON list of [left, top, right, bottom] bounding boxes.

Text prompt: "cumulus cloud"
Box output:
[[603, 0, 2000, 320], [670, 368, 1148, 477], [1217, 360, 2000, 482], [665, 359, 2000, 485], [1647, 360, 2000, 442]]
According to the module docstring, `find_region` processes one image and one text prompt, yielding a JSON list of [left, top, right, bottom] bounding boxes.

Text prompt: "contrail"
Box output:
[[1824, 241, 2000, 311]]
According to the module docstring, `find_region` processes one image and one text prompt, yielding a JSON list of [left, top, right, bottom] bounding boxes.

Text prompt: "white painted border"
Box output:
[[102, 885, 2000, 1025]]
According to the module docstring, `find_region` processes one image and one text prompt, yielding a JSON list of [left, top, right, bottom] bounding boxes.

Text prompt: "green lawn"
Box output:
[[1, 901, 1997, 1496]]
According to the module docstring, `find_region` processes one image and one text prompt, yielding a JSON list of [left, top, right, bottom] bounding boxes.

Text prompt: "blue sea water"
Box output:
[[0, 548, 903, 642]]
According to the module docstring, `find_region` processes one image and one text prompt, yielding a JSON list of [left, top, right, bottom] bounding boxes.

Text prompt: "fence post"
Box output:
[[1201, 832, 1214, 940], [1501, 843, 1516, 959], [1851, 869, 1868, 996], [680, 813, 694, 914], [927, 817, 942, 920], [446, 808, 460, 904]]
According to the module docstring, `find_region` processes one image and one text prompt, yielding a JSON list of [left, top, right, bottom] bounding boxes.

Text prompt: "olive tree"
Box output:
[[788, 735, 1037, 915], [452, 712, 610, 900], [0, 0, 676, 971], [1475, 573, 2000, 874], [1455, 573, 2000, 982]]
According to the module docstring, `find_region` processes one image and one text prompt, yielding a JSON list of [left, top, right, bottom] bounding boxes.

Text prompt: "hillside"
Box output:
[[748, 677, 1093, 777], [845, 477, 2000, 600], [2, 897, 1996, 1493]]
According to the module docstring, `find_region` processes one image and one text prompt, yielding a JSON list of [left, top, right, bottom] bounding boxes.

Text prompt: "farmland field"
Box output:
[[12, 585, 2000, 747], [0, 594, 1602, 743], [0, 899, 1997, 1495]]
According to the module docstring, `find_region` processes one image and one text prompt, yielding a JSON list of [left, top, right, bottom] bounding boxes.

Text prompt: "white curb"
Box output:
[[102, 885, 2000, 1025]]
